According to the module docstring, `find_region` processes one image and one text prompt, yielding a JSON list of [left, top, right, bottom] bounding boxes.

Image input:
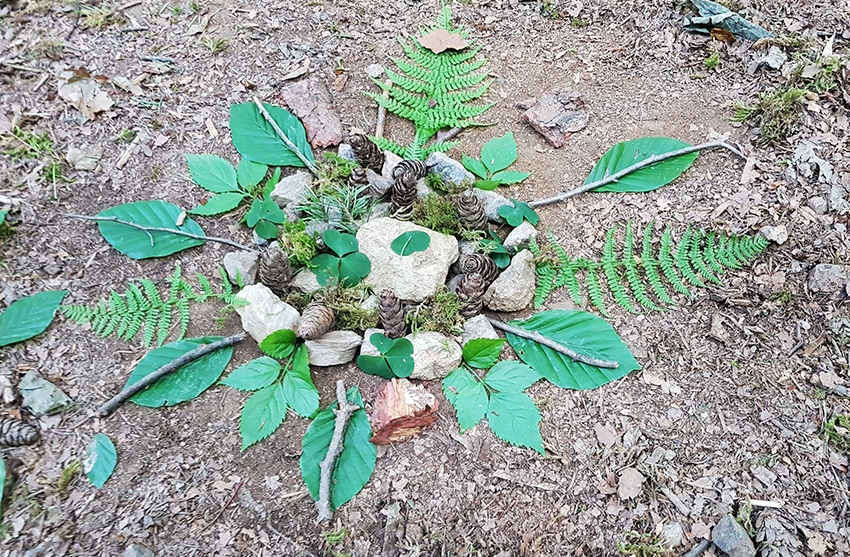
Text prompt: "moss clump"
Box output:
[[279, 220, 319, 268], [411, 194, 461, 236], [704, 51, 720, 69], [733, 88, 805, 145], [824, 414, 850, 456], [405, 286, 464, 335], [318, 285, 379, 332]]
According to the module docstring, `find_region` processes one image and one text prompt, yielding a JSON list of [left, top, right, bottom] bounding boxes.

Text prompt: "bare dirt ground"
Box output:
[[1, 0, 849, 555]]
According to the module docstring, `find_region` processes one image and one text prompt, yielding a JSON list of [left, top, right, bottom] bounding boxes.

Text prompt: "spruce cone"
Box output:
[[299, 301, 335, 340], [755, 508, 804, 557], [0, 417, 40, 446], [379, 290, 406, 339], [259, 243, 293, 296], [457, 273, 485, 318], [457, 189, 488, 230], [348, 166, 369, 188], [459, 254, 499, 287], [392, 159, 427, 180], [391, 171, 419, 219], [349, 134, 385, 172]]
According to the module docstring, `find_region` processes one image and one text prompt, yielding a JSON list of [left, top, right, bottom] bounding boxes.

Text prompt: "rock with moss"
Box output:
[[483, 249, 536, 312]]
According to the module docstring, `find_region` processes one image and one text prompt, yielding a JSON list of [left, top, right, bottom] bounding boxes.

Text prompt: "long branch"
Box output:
[[316, 380, 360, 522], [252, 96, 319, 177], [63, 214, 257, 252], [488, 318, 619, 369], [528, 140, 745, 208], [97, 332, 247, 417]]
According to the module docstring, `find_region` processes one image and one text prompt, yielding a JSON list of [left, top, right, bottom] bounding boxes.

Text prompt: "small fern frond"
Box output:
[[368, 135, 406, 157], [586, 267, 608, 316], [704, 231, 724, 273], [689, 229, 722, 284], [143, 308, 159, 346], [140, 279, 162, 306], [623, 222, 661, 311], [674, 227, 705, 288], [659, 225, 692, 296], [176, 298, 190, 340], [601, 227, 636, 313], [424, 140, 461, 156], [534, 263, 557, 309]]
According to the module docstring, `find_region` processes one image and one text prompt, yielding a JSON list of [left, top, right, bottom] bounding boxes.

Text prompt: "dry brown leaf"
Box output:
[[58, 69, 114, 120], [417, 28, 469, 54], [710, 28, 736, 42], [369, 379, 438, 444], [617, 467, 644, 500], [593, 423, 619, 447]]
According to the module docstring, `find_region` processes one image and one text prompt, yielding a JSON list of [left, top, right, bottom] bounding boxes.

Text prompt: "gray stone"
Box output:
[[660, 522, 684, 549], [304, 221, 331, 246], [758, 224, 788, 245], [290, 268, 322, 294], [425, 152, 475, 186], [381, 151, 403, 180], [807, 264, 850, 292], [19, 371, 73, 416], [305, 331, 362, 366], [361, 295, 379, 313], [371, 202, 392, 219], [337, 143, 356, 162], [365, 64, 384, 78], [408, 332, 462, 380], [366, 169, 393, 197], [357, 217, 459, 302], [473, 189, 511, 223], [223, 251, 259, 285], [712, 514, 756, 557], [270, 171, 312, 206], [235, 284, 300, 343], [461, 315, 500, 345], [416, 177, 432, 199], [283, 202, 301, 223], [747, 45, 787, 73], [446, 274, 464, 293], [483, 250, 536, 312], [808, 196, 828, 214], [360, 328, 386, 357], [123, 544, 154, 557], [503, 221, 538, 251]]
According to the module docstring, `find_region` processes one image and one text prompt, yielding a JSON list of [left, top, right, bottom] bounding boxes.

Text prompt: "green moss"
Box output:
[[279, 220, 319, 268], [299, 153, 372, 234], [56, 460, 81, 495], [411, 194, 461, 236], [733, 88, 805, 145], [824, 414, 850, 456], [1, 127, 53, 159], [405, 286, 464, 335], [704, 52, 720, 70], [319, 285, 379, 332]]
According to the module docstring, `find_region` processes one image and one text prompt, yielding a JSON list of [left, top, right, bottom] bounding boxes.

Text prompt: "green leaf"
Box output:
[[126, 337, 233, 406], [97, 200, 206, 259], [0, 459, 6, 522], [324, 229, 358, 257], [283, 344, 319, 418], [245, 198, 263, 228], [357, 334, 413, 378], [236, 158, 268, 188], [587, 137, 699, 193], [254, 219, 280, 240], [480, 132, 518, 174], [491, 170, 530, 184], [220, 356, 281, 391], [240, 382, 287, 450], [487, 391, 544, 453], [462, 154, 488, 179], [498, 204, 523, 227], [260, 198, 286, 224], [391, 231, 431, 256], [84, 433, 117, 488], [492, 252, 511, 269], [454, 382, 488, 432], [185, 154, 238, 193], [512, 199, 540, 225], [300, 387, 376, 510], [0, 290, 66, 347], [229, 102, 315, 167], [482, 360, 540, 392], [442, 366, 478, 406], [0, 210, 7, 225], [369, 333, 395, 354], [188, 192, 245, 216], [356, 354, 395, 379], [339, 252, 371, 287], [383, 337, 414, 378], [311, 253, 341, 287], [474, 179, 500, 191], [259, 329, 297, 359], [462, 338, 505, 369], [505, 310, 640, 390], [263, 167, 282, 198]]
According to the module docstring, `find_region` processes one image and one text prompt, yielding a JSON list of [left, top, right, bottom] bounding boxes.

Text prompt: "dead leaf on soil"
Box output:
[[593, 423, 620, 448], [58, 69, 114, 120], [691, 520, 711, 539], [597, 471, 618, 495], [369, 378, 438, 444], [111, 76, 144, 96], [799, 526, 828, 555], [617, 467, 644, 500], [709, 313, 730, 343], [710, 28, 736, 42], [281, 58, 310, 81], [417, 28, 469, 54], [66, 144, 103, 170]]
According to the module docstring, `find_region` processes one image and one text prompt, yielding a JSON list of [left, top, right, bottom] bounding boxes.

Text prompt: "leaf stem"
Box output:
[[316, 380, 360, 522], [96, 332, 247, 417], [62, 213, 258, 252], [251, 96, 319, 177], [528, 140, 745, 208], [488, 318, 619, 369]]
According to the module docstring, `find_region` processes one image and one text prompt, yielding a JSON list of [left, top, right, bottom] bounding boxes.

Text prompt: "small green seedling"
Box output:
[[311, 230, 371, 288], [443, 338, 544, 453], [356, 333, 414, 379], [390, 231, 431, 256], [498, 198, 540, 227], [462, 132, 530, 191], [479, 230, 511, 269]]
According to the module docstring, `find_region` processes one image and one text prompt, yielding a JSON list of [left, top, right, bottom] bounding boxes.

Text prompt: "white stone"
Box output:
[[503, 221, 538, 251], [235, 284, 300, 343], [483, 250, 536, 312], [408, 332, 462, 380], [381, 151, 403, 180], [473, 189, 511, 223], [305, 331, 363, 366], [461, 315, 500, 345], [758, 224, 788, 245], [270, 171, 312, 206], [360, 328, 386, 357], [356, 217, 459, 302], [223, 251, 259, 285], [290, 268, 322, 294]]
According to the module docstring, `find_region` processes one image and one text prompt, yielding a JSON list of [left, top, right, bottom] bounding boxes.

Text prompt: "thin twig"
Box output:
[[435, 127, 461, 144], [374, 78, 391, 139], [488, 318, 619, 369], [207, 479, 244, 527], [252, 96, 319, 177], [96, 332, 247, 417], [682, 539, 711, 557], [63, 213, 258, 252], [0, 62, 45, 74], [528, 140, 746, 208], [140, 55, 176, 63], [316, 380, 360, 522], [659, 485, 691, 515]]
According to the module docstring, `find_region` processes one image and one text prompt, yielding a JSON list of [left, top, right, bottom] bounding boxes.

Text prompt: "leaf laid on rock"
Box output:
[[357, 334, 414, 379], [0, 290, 66, 347], [84, 433, 117, 489], [391, 231, 431, 256], [417, 28, 469, 54]]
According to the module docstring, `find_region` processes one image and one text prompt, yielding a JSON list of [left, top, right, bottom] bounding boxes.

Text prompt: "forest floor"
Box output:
[[0, 0, 849, 555]]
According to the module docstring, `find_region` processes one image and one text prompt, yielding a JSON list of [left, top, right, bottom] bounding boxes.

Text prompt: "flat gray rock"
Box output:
[[503, 221, 538, 251], [290, 268, 322, 294], [425, 151, 475, 186], [483, 250, 535, 312], [223, 251, 259, 285], [462, 315, 500, 345], [20, 371, 73, 416], [235, 284, 300, 343], [408, 332, 462, 380], [712, 514, 755, 557], [473, 189, 511, 223], [808, 264, 849, 293], [305, 331, 362, 366], [123, 545, 154, 557], [271, 171, 312, 206]]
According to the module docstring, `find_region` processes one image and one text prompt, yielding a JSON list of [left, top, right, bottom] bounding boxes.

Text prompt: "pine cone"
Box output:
[[349, 134, 385, 172], [348, 166, 368, 188], [392, 159, 427, 180], [259, 243, 293, 296], [755, 508, 804, 557], [459, 254, 499, 287], [379, 290, 406, 339], [457, 273, 485, 318], [457, 189, 488, 230], [391, 171, 419, 219], [0, 417, 40, 446], [299, 301, 335, 340]]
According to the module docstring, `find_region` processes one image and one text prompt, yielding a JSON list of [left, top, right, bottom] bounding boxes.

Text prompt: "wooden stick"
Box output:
[[316, 380, 360, 522], [63, 213, 257, 252], [252, 96, 319, 176], [374, 78, 392, 139], [488, 318, 619, 369], [435, 127, 461, 143], [682, 540, 711, 557], [528, 140, 745, 208], [96, 332, 247, 417]]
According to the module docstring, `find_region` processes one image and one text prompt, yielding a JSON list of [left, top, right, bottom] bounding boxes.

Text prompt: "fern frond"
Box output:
[[140, 279, 162, 306], [601, 227, 636, 313], [218, 266, 233, 296], [704, 231, 724, 273], [623, 222, 661, 311], [367, 134, 406, 157], [143, 308, 159, 346], [674, 227, 706, 288], [534, 263, 557, 309], [176, 297, 190, 340], [586, 267, 607, 316], [424, 140, 461, 156], [640, 223, 675, 305], [659, 225, 692, 296], [689, 229, 722, 284]]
